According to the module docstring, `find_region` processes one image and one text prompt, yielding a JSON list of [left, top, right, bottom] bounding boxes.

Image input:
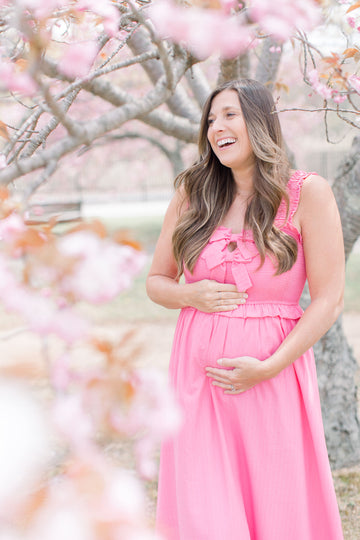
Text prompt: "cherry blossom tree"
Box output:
[[0, 3, 359, 536]]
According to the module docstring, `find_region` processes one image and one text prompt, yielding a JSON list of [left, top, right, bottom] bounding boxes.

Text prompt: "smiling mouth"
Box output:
[[217, 138, 237, 148]]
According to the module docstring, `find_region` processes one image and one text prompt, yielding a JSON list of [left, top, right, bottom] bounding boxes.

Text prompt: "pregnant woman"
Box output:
[[146, 78, 344, 540]]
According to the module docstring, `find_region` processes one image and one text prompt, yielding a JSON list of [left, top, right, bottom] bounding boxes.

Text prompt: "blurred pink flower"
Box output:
[[53, 394, 94, 452], [27, 480, 96, 540], [250, 0, 321, 41], [58, 41, 99, 79], [58, 231, 146, 304], [0, 62, 37, 96], [94, 468, 145, 523], [51, 354, 79, 391], [220, 0, 237, 14], [347, 16, 356, 28], [15, 0, 64, 19], [0, 255, 90, 343], [75, 0, 120, 37], [0, 213, 26, 242], [333, 94, 347, 104], [0, 381, 50, 513], [308, 69, 333, 100], [149, 0, 254, 59], [112, 368, 183, 479], [349, 74, 360, 94]]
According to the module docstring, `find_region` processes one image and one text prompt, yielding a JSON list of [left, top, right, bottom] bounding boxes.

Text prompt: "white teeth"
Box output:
[[217, 138, 236, 148]]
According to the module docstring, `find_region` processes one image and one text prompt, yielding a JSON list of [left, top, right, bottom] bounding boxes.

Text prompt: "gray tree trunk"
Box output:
[[302, 136, 360, 469]]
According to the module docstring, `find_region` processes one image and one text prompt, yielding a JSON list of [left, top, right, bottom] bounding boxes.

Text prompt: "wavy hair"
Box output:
[[172, 78, 298, 277]]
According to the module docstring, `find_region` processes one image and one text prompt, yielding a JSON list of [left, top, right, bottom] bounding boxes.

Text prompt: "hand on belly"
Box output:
[[205, 355, 269, 394]]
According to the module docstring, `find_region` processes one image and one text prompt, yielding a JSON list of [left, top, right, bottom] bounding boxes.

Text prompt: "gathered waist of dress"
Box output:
[[182, 302, 303, 320]]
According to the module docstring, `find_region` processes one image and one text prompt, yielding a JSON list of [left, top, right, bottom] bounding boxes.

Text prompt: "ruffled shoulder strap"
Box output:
[[275, 170, 315, 230]]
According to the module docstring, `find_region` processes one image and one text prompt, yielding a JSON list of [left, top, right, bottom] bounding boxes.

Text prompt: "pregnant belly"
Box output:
[[172, 308, 300, 370]]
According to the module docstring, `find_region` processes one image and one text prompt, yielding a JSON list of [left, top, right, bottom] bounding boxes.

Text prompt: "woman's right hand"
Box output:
[[185, 279, 248, 313]]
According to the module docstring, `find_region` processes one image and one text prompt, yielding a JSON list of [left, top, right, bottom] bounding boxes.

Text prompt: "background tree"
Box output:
[[0, 0, 359, 476]]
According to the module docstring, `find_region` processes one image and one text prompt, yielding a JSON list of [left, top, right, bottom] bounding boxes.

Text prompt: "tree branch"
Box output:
[[255, 37, 283, 89], [40, 58, 198, 142], [185, 65, 211, 108], [0, 56, 192, 184], [127, 27, 201, 122], [217, 57, 240, 85]]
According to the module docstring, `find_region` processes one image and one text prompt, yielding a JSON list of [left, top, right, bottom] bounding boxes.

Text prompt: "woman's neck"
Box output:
[[232, 171, 255, 200]]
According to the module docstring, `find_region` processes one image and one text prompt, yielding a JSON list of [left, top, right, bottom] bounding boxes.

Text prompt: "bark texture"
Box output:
[[301, 136, 360, 469]]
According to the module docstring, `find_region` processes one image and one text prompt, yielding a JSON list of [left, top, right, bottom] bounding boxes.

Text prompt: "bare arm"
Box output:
[[146, 188, 248, 312], [263, 173, 345, 378], [206, 174, 345, 392]]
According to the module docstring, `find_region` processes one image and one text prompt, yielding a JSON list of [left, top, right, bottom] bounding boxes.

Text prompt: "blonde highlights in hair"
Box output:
[[172, 79, 298, 277]]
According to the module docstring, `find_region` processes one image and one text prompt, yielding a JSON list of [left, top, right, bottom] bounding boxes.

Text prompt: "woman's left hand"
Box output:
[[205, 356, 269, 394]]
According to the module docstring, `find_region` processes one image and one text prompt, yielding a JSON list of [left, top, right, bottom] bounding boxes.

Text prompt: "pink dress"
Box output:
[[156, 170, 344, 540]]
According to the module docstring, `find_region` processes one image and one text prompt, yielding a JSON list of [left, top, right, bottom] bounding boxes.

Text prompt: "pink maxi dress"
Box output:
[[156, 170, 344, 540]]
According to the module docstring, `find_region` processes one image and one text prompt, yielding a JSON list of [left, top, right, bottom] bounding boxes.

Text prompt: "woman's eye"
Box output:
[[226, 112, 235, 118], [208, 118, 214, 125]]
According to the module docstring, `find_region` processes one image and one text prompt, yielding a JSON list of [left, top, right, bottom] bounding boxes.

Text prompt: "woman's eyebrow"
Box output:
[[208, 106, 241, 116]]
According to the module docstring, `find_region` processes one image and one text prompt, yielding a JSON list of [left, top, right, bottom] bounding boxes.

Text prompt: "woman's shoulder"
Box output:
[[297, 172, 335, 216], [287, 170, 333, 210], [276, 171, 332, 234], [291, 170, 333, 204]]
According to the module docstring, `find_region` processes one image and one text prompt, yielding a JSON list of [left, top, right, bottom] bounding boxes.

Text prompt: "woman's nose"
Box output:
[[211, 117, 224, 131]]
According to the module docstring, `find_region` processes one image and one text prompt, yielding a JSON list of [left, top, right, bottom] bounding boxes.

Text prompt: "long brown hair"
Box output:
[[172, 78, 298, 277]]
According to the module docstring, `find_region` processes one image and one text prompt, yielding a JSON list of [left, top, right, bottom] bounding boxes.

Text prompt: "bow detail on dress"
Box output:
[[201, 228, 259, 292]]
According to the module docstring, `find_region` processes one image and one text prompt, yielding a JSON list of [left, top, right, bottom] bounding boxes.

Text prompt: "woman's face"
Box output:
[[207, 89, 255, 176]]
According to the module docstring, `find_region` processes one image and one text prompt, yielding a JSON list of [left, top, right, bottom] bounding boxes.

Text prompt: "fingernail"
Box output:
[[240, 299, 245, 304], [217, 359, 222, 365]]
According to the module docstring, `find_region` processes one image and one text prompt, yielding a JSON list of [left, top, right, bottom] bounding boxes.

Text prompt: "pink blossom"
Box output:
[[149, 1, 255, 59], [250, 0, 321, 41], [0, 381, 50, 513], [58, 231, 146, 304], [111, 368, 182, 479], [53, 394, 94, 452], [0, 62, 37, 96], [333, 94, 347, 104], [349, 74, 360, 94], [50, 354, 79, 391], [46, 307, 91, 343], [0, 256, 90, 343], [27, 480, 96, 540], [308, 69, 333, 100], [0, 213, 26, 242], [347, 16, 356, 28], [220, 0, 237, 15], [94, 469, 145, 523], [75, 0, 120, 37], [58, 41, 99, 79], [15, 0, 64, 20]]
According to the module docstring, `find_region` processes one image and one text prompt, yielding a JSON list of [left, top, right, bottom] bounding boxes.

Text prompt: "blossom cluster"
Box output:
[[0, 194, 180, 539], [149, 0, 321, 59], [0, 0, 121, 95]]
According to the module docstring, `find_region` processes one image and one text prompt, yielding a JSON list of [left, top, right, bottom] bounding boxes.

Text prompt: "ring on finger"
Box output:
[[230, 384, 235, 392]]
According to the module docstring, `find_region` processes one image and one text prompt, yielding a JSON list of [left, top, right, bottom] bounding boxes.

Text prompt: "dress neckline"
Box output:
[[217, 226, 251, 236]]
